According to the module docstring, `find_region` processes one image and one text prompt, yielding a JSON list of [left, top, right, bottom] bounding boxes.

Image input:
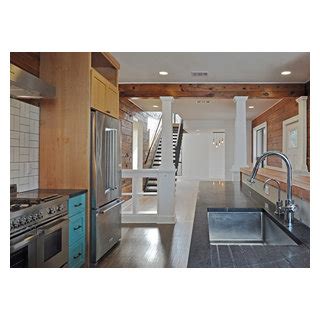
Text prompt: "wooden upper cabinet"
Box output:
[[106, 83, 119, 118], [90, 53, 120, 119], [91, 69, 107, 113]]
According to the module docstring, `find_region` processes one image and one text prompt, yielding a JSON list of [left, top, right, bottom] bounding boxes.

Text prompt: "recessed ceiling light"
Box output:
[[248, 106, 254, 109], [153, 105, 159, 108], [281, 71, 291, 75], [159, 71, 168, 75], [196, 129, 200, 132], [131, 97, 139, 100]]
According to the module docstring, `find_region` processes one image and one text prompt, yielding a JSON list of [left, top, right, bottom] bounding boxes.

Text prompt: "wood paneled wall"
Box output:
[[10, 52, 40, 76], [39, 53, 91, 190], [252, 97, 310, 169], [119, 98, 151, 194]]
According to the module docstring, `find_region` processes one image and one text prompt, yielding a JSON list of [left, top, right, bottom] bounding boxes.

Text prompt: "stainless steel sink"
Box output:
[[207, 208, 300, 246]]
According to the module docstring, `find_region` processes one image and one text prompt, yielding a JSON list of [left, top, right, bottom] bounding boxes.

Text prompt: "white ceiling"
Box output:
[[112, 52, 309, 83], [131, 98, 280, 121]]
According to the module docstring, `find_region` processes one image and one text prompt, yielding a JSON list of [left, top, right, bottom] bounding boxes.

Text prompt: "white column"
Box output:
[[157, 96, 176, 224], [296, 96, 309, 174], [232, 96, 248, 181], [160, 96, 175, 170]]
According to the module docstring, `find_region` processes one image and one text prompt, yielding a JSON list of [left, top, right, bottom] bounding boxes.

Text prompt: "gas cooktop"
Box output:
[[10, 186, 68, 236]]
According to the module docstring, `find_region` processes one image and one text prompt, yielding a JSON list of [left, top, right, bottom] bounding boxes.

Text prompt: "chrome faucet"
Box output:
[[248, 151, 297, 227], [263, 178, 282, 215]]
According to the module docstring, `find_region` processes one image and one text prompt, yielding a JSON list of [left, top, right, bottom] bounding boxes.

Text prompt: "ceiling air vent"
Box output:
[[191, 71, 208, 77]]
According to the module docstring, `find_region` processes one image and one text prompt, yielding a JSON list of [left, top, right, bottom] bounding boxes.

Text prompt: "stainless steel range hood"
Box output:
[[10, 64, 56, 99]]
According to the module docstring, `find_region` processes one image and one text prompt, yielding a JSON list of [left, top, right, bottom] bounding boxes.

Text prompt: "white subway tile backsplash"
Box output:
[[29, 148, 39, 162], [10, 99, 40, 192], [30, 140, 38, 148], [29, 105, 39, 114], [20, 104, 30, 118], [11, 131, 19, 140], [20, 117, 30, 126], [30, 120, 39, 134], [10, 138, 19, 147], [30, 112, 40, 120], [20, 132, 30, 147], [10, 163, 19, 171], [20, 154, 29, 162], [11, 106, 20, 116], [20, 124, 30, 133], [11, 115, 20, 131], [11, 170, 19, 178], [11, 147, 20, 162], [20, 147, 29, 155], [30, 133, 39, 141]]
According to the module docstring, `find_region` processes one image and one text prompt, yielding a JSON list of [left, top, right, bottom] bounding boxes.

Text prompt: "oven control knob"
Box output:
[[27, 216, 33, 223], [57, 204, 64, 212], [48, 207, 56, 214], [10, 221, 14, 230], [39, 211, 44, 218], [20, 217, 27, 225], [13, 219, 21, 227]]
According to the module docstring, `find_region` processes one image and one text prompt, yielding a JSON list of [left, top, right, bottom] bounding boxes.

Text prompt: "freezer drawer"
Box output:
[[92, 199, 123, 263]]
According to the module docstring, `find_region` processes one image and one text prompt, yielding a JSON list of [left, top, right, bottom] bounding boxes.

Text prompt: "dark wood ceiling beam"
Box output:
[[119, 83, 306, 99]]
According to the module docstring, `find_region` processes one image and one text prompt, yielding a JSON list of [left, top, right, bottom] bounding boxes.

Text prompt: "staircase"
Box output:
[[144, 123, 183, 192]]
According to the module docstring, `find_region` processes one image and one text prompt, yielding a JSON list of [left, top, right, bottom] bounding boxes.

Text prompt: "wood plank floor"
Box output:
[[97, 178, 199, 268]]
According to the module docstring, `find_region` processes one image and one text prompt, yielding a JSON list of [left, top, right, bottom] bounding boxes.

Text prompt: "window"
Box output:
[[253, 122, 267, 167]]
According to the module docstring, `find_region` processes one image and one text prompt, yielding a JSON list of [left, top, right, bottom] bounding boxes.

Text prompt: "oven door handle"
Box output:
[[10, 232, 37, 252], [38, 217, 68, 235]]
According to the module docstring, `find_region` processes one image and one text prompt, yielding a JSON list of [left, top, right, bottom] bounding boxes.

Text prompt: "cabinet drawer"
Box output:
[[69, 211, 85, 245], [69, 238, 85, 268], [68, 193, 86, 216]]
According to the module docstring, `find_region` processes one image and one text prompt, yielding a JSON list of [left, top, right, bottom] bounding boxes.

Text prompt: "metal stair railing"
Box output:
[[144, 116, 162, 168], [174, 120, 184, 172]]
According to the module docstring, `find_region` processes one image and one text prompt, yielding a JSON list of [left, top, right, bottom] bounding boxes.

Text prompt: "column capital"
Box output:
[[233, 96, 248, 103], [160, 96, 174, 103], [296, 96, 308, 103]]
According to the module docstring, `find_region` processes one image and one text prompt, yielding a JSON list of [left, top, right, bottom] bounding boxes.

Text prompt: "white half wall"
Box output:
[[182, 120, 251, 180]]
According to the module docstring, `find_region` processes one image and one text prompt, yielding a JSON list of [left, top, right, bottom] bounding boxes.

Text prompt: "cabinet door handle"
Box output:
[[74, 203, 82, 208], [73, 225, 82, 231], [106, 110, 111, 114], [73, 252, 82, 259]]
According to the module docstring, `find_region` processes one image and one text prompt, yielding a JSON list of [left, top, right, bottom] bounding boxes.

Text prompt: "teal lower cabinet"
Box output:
[[68, 193, 86, 268], [69, 238, 85, 268]]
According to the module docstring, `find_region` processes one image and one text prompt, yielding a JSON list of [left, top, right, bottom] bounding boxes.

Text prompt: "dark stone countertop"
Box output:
[[187, 181, 310, 268], [33, 188, 87, 198]]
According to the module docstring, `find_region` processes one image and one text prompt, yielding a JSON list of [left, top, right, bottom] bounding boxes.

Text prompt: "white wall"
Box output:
[[10, 99, 40, 192], [182, 119, 251, 180]]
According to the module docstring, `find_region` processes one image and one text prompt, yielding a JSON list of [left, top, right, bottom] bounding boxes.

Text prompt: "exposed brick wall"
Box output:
[[252, 98, 299, 168]]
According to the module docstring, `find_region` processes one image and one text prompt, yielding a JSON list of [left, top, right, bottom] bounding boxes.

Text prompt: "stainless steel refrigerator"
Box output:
[[90, 110, 123, 263]]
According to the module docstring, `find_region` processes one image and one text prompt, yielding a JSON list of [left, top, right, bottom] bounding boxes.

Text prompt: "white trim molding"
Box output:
[[121, 168, 176, 224], [282, 114, 309, 175], [296, 96, 309, 174], [252, 121, 267, 164], [232, 96, 248, 180]]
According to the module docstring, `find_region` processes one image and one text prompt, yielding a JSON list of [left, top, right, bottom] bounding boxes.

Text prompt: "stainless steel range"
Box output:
[[10, 186, 69, 268]]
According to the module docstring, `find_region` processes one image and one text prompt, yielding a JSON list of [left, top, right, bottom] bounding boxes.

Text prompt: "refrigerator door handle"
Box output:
[[98, 200, 124, 214]]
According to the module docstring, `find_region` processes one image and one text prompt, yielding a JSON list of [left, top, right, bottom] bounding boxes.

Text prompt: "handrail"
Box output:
[[174, 120, 184, 170], [144, 116, 162, 166]]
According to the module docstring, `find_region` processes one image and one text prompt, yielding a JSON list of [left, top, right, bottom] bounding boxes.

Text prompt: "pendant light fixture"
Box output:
[[212, 132, 224, 148]]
